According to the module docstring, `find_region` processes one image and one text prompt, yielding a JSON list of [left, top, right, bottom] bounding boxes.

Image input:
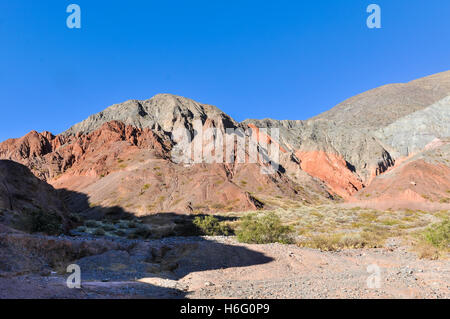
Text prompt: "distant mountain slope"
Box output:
[[312, 71, 450, 129], [374, 96, 450, 157]]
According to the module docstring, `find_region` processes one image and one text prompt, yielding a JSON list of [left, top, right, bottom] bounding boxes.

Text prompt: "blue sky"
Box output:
[[0, 0, 449, 141]]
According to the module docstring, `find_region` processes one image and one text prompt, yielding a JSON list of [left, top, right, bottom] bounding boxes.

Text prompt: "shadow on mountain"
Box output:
[[0, 160, 274, 298]]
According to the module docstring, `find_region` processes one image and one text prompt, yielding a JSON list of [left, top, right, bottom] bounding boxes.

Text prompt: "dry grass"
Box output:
[[414, 242, 440, 260], [220, 204, 448, 252], [412, 218, 449, 259], [297, 225, 397, 251]]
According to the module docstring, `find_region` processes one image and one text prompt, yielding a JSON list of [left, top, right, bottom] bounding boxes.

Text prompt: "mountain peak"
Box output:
[[64, 93, 234, 135]]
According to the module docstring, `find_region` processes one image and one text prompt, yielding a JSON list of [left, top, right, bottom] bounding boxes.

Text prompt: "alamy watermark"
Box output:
[[66, 264, 81, 289], [366, 4, 381, 29], [366, 264, 382, 289], [66, 4, 81, 29], [66, 4, 380, 30], [171, 120, 280, 175]]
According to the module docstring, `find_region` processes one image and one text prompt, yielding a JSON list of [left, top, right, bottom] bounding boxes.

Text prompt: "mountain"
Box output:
[[0, 94, 332, 218], [312, 71, 450, 129], [245, 71, 450, 206], [0, 71, 449, 215], [242, 118, 394, 198]]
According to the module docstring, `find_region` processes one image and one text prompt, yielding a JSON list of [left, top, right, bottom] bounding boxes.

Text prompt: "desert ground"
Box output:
[[1, 202, 448, 299], [1, 235, 448, 299]]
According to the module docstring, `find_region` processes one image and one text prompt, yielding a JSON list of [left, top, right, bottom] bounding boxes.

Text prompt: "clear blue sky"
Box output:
[[0, 0, 449, 141]]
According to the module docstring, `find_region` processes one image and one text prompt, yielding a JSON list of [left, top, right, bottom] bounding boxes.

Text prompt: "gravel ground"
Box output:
[[1, 236, 448, 299], [177, 237, 449, 299]]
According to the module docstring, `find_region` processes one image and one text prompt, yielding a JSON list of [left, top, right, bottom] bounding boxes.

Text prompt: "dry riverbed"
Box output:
[[0, 235, 448, 299]]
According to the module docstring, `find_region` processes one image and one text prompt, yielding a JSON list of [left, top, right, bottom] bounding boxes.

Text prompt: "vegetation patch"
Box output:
[[298, 227, 390, 251], [236, 212, 294, 244], [93, 228, 106, 236], [421, 219, 449, 249], [415, 242, 440, 260], [193, 215, 231, 236], [16, 209, 63, 235]]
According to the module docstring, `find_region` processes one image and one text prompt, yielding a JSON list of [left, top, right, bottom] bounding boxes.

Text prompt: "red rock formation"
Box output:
[[1, 121, 328, 216], [295, 150, 363, 199], [247, 123, 287, 154], [356, 159, 450, 205]]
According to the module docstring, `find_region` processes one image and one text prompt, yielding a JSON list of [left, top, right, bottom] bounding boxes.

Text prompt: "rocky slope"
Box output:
[[355, 139, 450, 209], [312, 70, 450, 129], [374, 96, 450, 157], [0, 160, 71, 233], [242, 118, 394, 198], [0, 71, 449, 214]]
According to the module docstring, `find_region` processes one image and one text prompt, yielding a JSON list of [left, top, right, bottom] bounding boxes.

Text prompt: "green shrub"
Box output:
[[236, 212, 293, 244], [127, 232, 139, 239], [18, 209, 62, 235], [128, 221, 138, 228], [133, 225, 152, 238], [93, 228, 106, 236], [114, 229, 127, 237], [117, 221, 129, 229], [75, 226, 87, 232], [422, 219, 449, 249], [68, 213, 81, 223], [193, 216, 230, 236], [85, 220, 100, 228], [102, 224, 116, 231]]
